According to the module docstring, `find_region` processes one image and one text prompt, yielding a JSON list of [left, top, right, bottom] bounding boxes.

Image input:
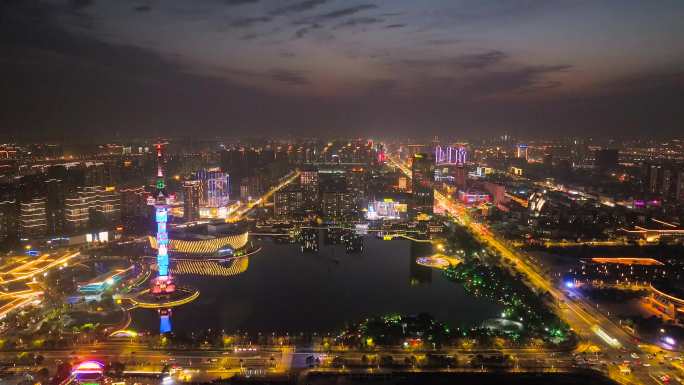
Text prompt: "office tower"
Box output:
[[595, 149, 619, 171], [195, 169, 230, 208], [45, 178, 66, 235], [411, 153, 435, 216], [516, 144, 529, 161], [183, 181, 201, 221], [435, 145, 467, 165]]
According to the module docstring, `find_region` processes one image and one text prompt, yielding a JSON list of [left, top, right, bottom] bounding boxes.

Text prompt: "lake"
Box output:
[[130, 236, 502, 334]]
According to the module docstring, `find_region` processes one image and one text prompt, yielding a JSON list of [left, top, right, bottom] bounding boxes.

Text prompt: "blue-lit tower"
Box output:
[[150, 142, 176, 295]]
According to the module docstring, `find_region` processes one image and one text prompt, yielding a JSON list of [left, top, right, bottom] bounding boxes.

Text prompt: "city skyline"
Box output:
[[2, 3, 684, 383], [1, 137, 684, 383], [2, 0, 683, 139]]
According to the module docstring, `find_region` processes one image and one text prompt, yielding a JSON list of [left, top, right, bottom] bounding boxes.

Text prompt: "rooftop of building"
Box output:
[[586, 257, 665, 266], [169, 220, 248, 241]]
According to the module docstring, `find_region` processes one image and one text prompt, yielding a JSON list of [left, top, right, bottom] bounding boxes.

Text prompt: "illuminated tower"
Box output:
[[150, 142, 176, 294]]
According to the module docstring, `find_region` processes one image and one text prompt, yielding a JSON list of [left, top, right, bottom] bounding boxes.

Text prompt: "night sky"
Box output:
[[1, 0, 683, 139]]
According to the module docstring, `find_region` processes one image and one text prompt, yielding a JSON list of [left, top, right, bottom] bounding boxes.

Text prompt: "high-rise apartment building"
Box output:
[[120, 185, 147, 219], [20, 197, 47, 238], [274, 187, 303, 218], [642, 162, 684, 201], [300, 167, 319, 207], [183, 181, 201, 221], [65, 187, 95, 231], [45, 178, 66, 235], [65, 186, 121, 231], [321, 180, 355, 220], [0, 199, 17, 244]]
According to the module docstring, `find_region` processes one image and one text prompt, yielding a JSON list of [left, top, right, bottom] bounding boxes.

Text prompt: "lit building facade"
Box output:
[[435, 145, 467, 165], [195, 169, 230, 208], [183, 180, 201, 221], [300, 167, 319, 206], [65, 186, 121, 231], [366, 198, 408, 220], [19, 197, 47, 238], [65, 191, 90, 230], [148, 222, 249, 257], [274, 187, 303, 218], [457, 190, 491, 205], [322, 189, 355, 220]]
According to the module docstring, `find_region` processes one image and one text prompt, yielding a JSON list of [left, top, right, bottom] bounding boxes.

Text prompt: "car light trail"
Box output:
[[592, 325, 621, 348]]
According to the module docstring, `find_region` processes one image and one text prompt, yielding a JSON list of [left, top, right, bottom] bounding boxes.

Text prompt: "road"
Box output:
[[0, 251, 80, 317], [0, 342, 624, 382], [227, 170, 300, 222], [385, 154, 680, 385]]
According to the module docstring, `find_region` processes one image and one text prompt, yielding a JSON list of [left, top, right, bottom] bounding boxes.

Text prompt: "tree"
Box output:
[[380, 355, 394, 368]]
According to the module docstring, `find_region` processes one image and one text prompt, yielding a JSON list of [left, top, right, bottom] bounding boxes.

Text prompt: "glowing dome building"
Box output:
[[149, 220, 250, 259]]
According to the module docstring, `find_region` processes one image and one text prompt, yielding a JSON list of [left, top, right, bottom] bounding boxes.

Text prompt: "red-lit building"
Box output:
[[457, 190, 491, 205]]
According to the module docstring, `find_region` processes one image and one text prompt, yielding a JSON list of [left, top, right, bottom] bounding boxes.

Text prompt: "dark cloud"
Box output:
[[385, 24, 406, 29], [270, 69, 310, 85], [224, 0, 260, 5], [455, 50, 507, 69], [134, 5, 151, 12], [459, 64, 572, 96], [443, 0, 557, 23], [230, 16, 271, 28], [293, 23, 321, 39], [318, 4, 377, 20], [335, 17, 384, 29], [237, 27, 284, 40], [398, 50, 507, 73], [298, 4, 378, 24], [70, 0, 95, 10], [425, 39, 460, 46], [269, 0, 329, 16]]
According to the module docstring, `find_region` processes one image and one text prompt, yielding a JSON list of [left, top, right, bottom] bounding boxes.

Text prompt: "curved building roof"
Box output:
[[149, 220, 249, 254]]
